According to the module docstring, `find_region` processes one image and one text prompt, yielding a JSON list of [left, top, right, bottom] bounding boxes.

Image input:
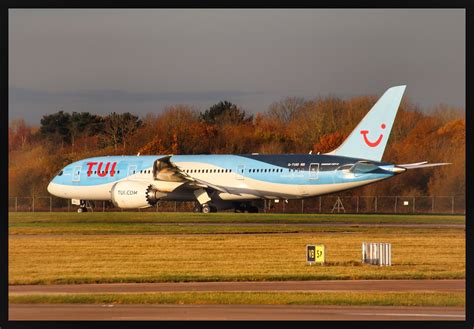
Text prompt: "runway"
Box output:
[[9, 279, 465, 295], [9, 304, 465, 320]]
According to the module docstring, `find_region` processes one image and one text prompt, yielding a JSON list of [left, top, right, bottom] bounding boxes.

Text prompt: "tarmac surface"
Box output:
[[9, 280, 465, 320], [9, 304, 465, 320], [9, 279, 465, 294]]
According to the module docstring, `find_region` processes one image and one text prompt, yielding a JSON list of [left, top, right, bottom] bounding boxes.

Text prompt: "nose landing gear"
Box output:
[[77, 200, 93, 213]]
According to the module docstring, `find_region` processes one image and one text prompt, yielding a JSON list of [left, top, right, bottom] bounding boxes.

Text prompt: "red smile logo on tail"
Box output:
[[360, 123, 386, 147]]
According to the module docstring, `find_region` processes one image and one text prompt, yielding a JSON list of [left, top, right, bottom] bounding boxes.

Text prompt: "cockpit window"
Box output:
[[57, 170, 64, 176]]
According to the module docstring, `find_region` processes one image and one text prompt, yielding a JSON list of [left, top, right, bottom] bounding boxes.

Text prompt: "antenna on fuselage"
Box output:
[[309, 150, 312, 154], [137, 152, 140, 156]]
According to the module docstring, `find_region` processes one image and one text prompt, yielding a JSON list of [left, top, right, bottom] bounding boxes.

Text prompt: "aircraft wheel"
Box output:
[[77, 207, 87, 213], [202, 204, 211, 214]]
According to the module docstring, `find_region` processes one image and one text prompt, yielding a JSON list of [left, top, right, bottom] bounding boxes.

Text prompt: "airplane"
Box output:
[[47, 85, 449, 213]]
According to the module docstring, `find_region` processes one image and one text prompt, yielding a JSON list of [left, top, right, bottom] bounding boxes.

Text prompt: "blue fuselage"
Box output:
[[48, 154, 398, 203]]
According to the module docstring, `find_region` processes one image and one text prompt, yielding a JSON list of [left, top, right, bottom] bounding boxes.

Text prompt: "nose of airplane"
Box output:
[[47, 181, 59, 197], [47, 181, 53, 194]]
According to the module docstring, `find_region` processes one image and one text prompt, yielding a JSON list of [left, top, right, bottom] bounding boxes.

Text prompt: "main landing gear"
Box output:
[[234, 203, 259, 213], [193, 203, 217, 213]]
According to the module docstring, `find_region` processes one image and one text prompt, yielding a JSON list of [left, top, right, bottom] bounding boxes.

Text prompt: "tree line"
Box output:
[[8, 97, 465, 199]]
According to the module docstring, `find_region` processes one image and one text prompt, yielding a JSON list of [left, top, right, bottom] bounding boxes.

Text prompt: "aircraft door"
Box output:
[[72, 166, 81, 182], [309, 163, 319, 180], [236, 165, 245, 180]]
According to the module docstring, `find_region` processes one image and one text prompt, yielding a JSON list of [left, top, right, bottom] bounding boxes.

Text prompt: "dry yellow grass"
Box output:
[[9, 230, 465, 284]]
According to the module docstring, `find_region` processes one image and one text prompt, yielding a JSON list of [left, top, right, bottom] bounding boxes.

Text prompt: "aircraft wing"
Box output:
[[153, 155, 231, 193], [397, 162, 451, 169]]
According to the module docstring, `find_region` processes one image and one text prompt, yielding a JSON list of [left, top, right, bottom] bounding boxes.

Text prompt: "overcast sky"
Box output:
[[9, 9, 465, 124]]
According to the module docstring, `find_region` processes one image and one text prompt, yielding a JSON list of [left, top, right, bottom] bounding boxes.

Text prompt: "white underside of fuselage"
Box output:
[[48, 161, 384, 202]]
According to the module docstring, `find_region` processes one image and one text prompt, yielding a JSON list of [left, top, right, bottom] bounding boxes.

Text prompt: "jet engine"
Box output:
[[110, 181, 166, 209]]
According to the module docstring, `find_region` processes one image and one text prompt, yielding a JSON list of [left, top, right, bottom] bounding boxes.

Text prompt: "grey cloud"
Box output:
[[10, 87, 259, 104], [9, 9, 465, 124]]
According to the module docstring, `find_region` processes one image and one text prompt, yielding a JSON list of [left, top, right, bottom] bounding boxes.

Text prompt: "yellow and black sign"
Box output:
[[307, 244, 325, 265]]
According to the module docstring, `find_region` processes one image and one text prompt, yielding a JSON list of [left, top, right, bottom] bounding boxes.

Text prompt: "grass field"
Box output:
[[10, 212, 465, 224], [9, 291, 465, 307], [8, 212, 465, 235], [9, 212, 465, 285]]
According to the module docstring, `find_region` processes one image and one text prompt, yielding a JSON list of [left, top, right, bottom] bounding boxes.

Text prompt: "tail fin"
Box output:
[[326, 85, 406, 162]]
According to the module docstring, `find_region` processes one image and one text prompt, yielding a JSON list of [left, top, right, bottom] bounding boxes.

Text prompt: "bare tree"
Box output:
[[267, 97, 305, 123], [103, 112, 141, 152]]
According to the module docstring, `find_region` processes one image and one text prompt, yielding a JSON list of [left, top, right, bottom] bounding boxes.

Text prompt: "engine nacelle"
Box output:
[[111, 181, 166, 209]]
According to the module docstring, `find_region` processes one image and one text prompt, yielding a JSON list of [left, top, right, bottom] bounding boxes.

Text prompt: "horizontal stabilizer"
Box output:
[[398, 162, 451, 170]]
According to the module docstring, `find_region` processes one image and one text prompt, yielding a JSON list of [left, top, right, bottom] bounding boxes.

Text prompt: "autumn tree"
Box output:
[[313, 132, 346, 154], [9, 119, 33, 151], [267, 97, 305, 123], [103, 112, 142, 152], [200, 101, 253, 125], [69, 112, 103, 153], [138, 106, 215, 155]]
